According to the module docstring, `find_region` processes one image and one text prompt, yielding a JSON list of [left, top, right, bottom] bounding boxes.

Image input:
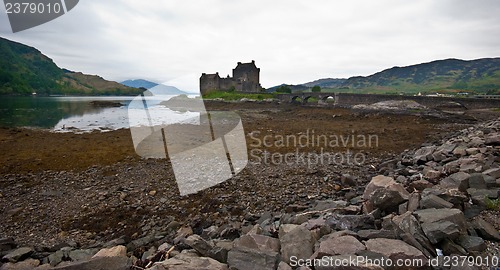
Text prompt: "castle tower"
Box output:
[[232, 60, 261, 92]]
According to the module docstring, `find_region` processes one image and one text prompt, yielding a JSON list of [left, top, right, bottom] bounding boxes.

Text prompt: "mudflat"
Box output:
[[0, 102, 497, 248]]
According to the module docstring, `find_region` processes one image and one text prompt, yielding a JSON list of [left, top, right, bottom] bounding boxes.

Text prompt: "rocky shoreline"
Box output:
[[1, 108, 499, 269]]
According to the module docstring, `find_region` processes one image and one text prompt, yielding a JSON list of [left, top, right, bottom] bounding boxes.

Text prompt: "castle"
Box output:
[[200, 61, 262, 94]]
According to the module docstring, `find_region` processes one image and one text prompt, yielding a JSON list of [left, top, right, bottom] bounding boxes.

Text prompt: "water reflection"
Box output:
[[0, 96, 200, 132]]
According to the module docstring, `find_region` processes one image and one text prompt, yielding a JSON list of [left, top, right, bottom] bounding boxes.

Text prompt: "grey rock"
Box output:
[[277, 261, 293, 270], [340, 174, 357, 187], [0, 238, 16, 253], [363, 175, 409, 201], [468, 173, 487, 189], [421, 221, 461, 244], [312, 200, 347, 211], [92, 246, 126, 258], [2, 247, 33, 263], [467, 188, 499, 207], [414, 208, 467, 230], [485, 133, 500, 145], [357, 229, 397, 240], [0, 258, 40, 270], [423, 168, 441, 181], [315, 235, 365, 257], [443, 160, 461, 174], [326, 214, 375, 231], [457, 235, 486, 252], [316, 255, 385, 270], [466, 148, 479, 155], [102, 238, 126, 248], [183, 235, 214, 258], [419, 194, 453, 209], [365, 238, 427, 265], [483, 167, 500, 179], [407, 192, 420, 212], [441, 172, 470, 192], [126, 235, 156, 251], [227, 234, 280, 270], [441, 239, 467, 256], [68, 249, 98, 262], [483, 174, 497, 188], [409, 180, 433, 192], [452, 145, 467, 156], [52, 256, 131, 270], [414, 146, 436, 163], [158, 242, 173, 252], [472, 218, 500, 241], [369, 188, 407, 211], [279, 225, 313, 265], [415, 208, 467, 243], [173, 226, 193, 245], [392, 211, 421, 235], [154, 253, 228, 270], [141, 246, 157, 261], [436, 143, 457, 155], [48, 250, 65, 267], [166, 220, 181, 232]]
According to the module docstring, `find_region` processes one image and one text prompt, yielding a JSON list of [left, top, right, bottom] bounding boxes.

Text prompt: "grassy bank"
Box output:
[[202, 90, 275, 101]]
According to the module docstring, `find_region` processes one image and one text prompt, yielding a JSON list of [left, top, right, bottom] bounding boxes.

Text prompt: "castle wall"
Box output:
[[199, 73, 220, 95], [200, 61, 262, 93]]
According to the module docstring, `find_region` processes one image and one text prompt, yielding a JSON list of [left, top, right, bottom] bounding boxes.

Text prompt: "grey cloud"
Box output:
[[0, 0, 499, 91]]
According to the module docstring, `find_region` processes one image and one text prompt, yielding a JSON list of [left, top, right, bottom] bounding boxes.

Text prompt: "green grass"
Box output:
[[485, 197, 500, 211], [202, 90, 275, 101]]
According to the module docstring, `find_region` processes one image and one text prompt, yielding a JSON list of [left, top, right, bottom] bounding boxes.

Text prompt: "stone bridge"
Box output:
[[275, 93, 500, 110]]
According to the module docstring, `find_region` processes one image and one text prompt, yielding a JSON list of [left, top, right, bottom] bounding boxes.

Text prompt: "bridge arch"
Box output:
[[291, 96, 303, 104]]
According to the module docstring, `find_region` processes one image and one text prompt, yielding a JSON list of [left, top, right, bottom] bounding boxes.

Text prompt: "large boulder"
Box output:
[[363, 176, 409, 201], [457, 236, 486, 253], [52, 256, 131, 270], [467, 173, 487, 189], [414, 208, 467, 244], [414, 146, 437, 164], [314, 235, 365, 257], [326, 214, 375, 231], [419, 194, 453, 209], [153, 253, 228, 270], [0, 258, 40, 269], [1, 247, 33, 263], [227, 234, 280, 270], [471, 218, 500, 241], [315, 255, 384, 270], [363, 175, 409, 212], [279, 225, 314, 265], [439, 172, 470, 192], [365, 238, 427, 268], [92, 246, 126, 258]]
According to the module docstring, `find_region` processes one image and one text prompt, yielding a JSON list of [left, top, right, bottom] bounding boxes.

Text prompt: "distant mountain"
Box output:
[[296, 58, 500, 94], [121, 79, 158, 89], [302, 78, 347, 88], [121, 79, 187, 95], [0, 37, 141, 96], [339, 58, 500, 94], [266, 84, 309, 93], [148, 84, 188, 95]]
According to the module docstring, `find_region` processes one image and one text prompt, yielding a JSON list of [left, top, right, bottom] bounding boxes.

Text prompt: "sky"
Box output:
[[1, 0, 500, 93]]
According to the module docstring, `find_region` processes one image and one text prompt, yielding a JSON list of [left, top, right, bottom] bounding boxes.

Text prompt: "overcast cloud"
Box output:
[[1, 0, 499, 92]]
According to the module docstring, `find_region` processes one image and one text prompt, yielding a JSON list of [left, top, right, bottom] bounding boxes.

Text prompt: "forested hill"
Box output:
[[0, 37, 141, 96], [339, 58, 500, 94]]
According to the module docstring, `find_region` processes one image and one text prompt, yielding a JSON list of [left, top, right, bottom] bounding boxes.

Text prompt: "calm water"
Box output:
[[0, 96, 200, 132]]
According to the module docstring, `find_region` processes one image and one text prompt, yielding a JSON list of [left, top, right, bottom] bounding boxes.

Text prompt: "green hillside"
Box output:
[[340, 58, 500, 95], [0, 37, 141, 96]]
